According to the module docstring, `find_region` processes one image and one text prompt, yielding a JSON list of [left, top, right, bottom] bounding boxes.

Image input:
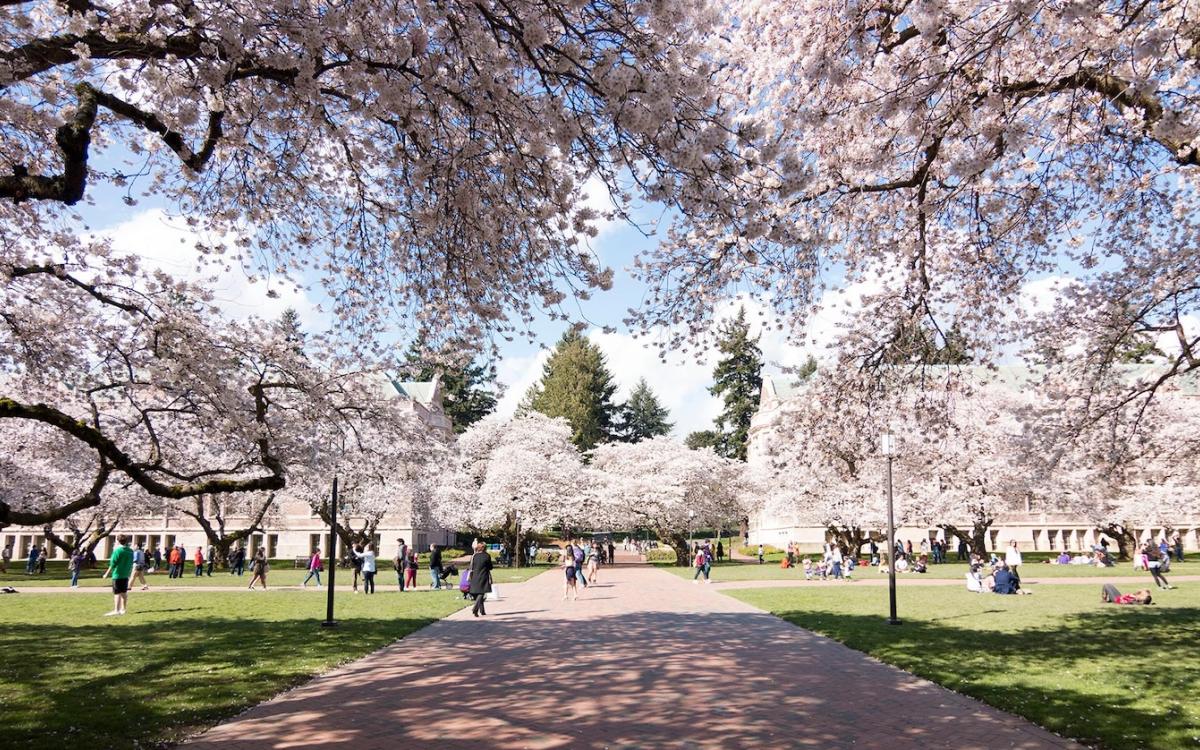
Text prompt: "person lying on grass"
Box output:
[[1101, 583, 1152, 605]]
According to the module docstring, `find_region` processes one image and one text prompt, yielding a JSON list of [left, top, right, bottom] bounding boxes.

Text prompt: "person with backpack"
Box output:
[[302, 547, 323, 588], [692, 546, 711, 584]]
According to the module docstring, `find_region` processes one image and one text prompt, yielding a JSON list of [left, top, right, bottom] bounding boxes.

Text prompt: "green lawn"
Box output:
[[726, 584, 1200, 750], [0, 589, 469, 749], [0, 561, 548, 588], [657, 558, 1195, 582]]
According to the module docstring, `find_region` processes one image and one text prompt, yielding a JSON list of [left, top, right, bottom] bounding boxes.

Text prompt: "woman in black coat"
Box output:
[[467, 541, 494, 617]]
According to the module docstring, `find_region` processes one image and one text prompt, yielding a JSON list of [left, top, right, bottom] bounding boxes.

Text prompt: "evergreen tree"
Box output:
[[708, 307, 764, 461], [796, 354, 818, 380], [278, 308, 305, 355], [524, 329, 619, 450], [616, 378, 673, 442], [402, 340, 498, 433], [684, 430, 722, 451]]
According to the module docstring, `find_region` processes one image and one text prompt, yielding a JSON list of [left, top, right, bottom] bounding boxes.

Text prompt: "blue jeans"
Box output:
[[832, 561, 843, 579], [70, 568, 80, 586], [693, 562, 710, 580], [574, 562, 587, 586], [302, 569, 322, 586], [430, 565, 443, 589]]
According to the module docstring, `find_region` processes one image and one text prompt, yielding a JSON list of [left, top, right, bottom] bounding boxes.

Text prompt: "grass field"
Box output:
[[0, 589, 470, 749], [0, 561, 548, 588], [658, 558, 1195, 582], [725, 584, 1200, 750]]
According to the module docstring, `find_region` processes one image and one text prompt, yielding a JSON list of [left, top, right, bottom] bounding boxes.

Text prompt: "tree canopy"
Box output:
[[523, 330, 619, 450]]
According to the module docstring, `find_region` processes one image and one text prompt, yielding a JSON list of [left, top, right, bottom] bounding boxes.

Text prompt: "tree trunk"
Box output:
[[1101, 523, 1135, 561], [666, 531, 690, 566]]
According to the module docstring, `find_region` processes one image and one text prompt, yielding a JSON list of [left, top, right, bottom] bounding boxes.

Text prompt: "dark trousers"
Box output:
[[363, 571, 376, 594], [471, 593, 486, 615], [1149, 566, 1169, 588]]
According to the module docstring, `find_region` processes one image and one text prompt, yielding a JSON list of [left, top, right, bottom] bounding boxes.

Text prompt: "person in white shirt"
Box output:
[[1005, 540, 1023, 582], [354, 544, 378, 594]]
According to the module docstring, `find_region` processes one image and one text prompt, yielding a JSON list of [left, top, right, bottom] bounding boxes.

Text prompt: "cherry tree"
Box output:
[[0, 0, 739, 351], [629, 0, 1199, 446], [433, 413, 585, 563], [280, 374, 450, 554], [590, 436, 748, 565]]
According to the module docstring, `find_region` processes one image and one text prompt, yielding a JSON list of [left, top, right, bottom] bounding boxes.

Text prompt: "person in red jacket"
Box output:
[[168, 546, 183, 579], [194, 546, 205, 577]]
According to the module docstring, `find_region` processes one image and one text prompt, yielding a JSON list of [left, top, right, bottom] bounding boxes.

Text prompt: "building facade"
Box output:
[[745, 371, 1199, 554], [3, 376, 457, 564]]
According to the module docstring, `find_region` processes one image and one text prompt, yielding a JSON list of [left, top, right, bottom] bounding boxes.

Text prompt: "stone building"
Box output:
[[745, 368, 1199, 554], [3, 376, 457, 564]]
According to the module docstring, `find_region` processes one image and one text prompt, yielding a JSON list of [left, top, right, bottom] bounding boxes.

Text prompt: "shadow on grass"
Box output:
[[768, 604, 1200, 750], [0, 613, 443, 750]]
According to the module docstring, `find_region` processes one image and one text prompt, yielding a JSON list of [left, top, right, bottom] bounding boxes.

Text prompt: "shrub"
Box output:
[[738, 544, 782, 557], [645, 548, 678, 562], [535, 550, 561, 564]]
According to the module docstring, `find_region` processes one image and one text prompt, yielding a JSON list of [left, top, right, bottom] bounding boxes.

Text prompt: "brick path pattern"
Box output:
[[183, 559, 1080, 750]]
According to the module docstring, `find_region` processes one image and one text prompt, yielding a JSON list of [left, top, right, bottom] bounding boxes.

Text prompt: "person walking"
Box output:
[[231, 545, 245, 576], [587, 541, 601, 584], [395, 538, 409, 591], [692, 546, 711, 583], [151, 546, 162, 573], [1, 542, 11, 573], [405, 547, 418, 590], [301, 547, 323, 588], [131, 543, 149, 591], [572, 540, 588, 588], [102, 534, 135, 616], [1005, 540, 1023, 583], [428, 544, 443, 589], [25, 543, 39, 575], [247, 549, 269, 590], [562, 549, 579, 601], [607, 539, 616, 566], [957, 537, 969, 561], [356, 543, 378, 594], [69, 548, 84, 588], [168, 545, 182, 579], [715, 540, 724, 562], [206, 545, 216, 576], [1145, 543, 1172, 590], [757, 544, 764, 564], [467, 541, 493, 617], [194, 546, 205, 577], [1173, 533, 1185, 563], [831, 545, 844, 579]]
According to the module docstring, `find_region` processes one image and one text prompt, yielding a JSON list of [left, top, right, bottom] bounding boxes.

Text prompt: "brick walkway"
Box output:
[[182, 563, 1081, 750]]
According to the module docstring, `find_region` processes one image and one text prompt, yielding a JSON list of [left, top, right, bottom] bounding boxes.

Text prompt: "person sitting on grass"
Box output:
[[1101, 583, 1152, 605], [991, 562, 1031, 594], [965, 569, 984, 593], [912, 554, 928, 574], [894, 556, 910, 573], [1056, 551, 1071, 565]]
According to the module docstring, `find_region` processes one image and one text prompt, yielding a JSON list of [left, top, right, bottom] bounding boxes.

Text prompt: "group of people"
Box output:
[[778, 542, 856, 580], [965, 543, 1031, 595], [561, 538, 607, 599]]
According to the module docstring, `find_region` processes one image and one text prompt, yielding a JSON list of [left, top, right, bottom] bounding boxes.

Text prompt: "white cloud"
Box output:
[[100, 209, 326, 330]]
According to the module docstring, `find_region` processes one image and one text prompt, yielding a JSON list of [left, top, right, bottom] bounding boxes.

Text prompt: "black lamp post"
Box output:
[[882, 433, 900, 626], [322, 476, 338, 628]]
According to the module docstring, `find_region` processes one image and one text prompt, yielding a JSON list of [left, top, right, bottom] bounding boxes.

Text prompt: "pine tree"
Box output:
[[684, 430, 722, 451], [402, 339, 498, 433], [616, 378, 673, 442], [708, 307, 763, 461], [278, 308, 305, 355], [524, 329, 619, 450]]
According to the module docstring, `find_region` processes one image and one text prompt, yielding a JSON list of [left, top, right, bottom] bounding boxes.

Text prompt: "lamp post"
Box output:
[[515, 511, 521, 569], [881, 433, 899, 626], [322, 476, 339, 628]]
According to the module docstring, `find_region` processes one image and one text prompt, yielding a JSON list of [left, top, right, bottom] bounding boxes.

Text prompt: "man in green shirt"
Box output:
[[102, 534, 135, 616]]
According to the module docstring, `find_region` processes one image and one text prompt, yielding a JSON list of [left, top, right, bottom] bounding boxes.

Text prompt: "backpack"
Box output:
[[573, 546, 584, 564]]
